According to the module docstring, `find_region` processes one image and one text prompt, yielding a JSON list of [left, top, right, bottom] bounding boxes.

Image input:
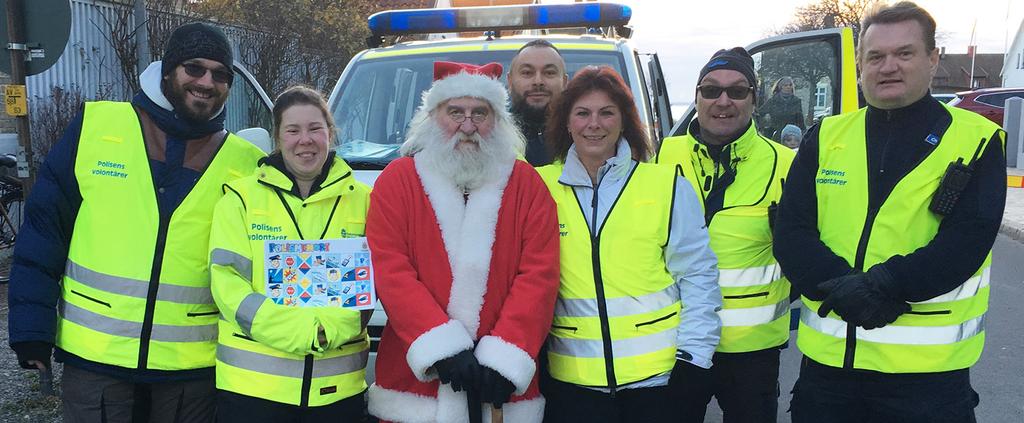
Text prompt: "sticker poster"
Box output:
[[264, 238, 375, 311]]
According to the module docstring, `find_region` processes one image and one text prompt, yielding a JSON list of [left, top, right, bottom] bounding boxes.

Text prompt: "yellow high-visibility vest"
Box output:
[[537, 162, 681, 388], [801, 105, 1001, 373], [659, 123, 794, 353], [58, 101, 264, 370], [210, 157, 371, 407]]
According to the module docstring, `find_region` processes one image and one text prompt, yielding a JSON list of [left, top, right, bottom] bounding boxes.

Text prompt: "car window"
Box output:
[[224, 67, 273, 134], [751, 39, 838, 142], [976, 92, 1024, 108], [331, 49, 628, 166]]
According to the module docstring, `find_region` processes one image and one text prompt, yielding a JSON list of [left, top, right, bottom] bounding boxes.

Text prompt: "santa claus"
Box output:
[[365, 61, 560, 423]]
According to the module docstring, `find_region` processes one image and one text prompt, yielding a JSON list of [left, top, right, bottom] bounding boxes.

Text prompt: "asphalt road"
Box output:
[[706, 234, 1024, 423]]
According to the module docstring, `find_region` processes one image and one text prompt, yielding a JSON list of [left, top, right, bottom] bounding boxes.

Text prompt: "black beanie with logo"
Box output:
[[160, 22, 233, 81], [697, 47, 757, 98]]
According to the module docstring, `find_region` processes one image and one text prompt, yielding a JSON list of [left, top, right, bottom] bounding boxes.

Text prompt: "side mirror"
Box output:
[[237, 127, 273, 153]]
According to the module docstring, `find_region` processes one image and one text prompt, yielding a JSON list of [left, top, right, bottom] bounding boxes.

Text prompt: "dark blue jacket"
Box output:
[[7, 90, 231, 383]]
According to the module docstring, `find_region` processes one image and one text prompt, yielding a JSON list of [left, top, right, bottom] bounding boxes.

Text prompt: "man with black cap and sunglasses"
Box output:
[[7, 22, 264, 422], [656, 47, 795, 423], [774, 3, 1004, 422]]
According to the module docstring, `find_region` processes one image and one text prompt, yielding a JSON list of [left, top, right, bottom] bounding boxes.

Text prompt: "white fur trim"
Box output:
[[436, 383, 470, 423], [367, 383, 545, 423], [406, 320, 475, 382], [484, 397, 545, 423], [415, 158, 514, 340], [423, 72, 510, 119], [368, 383, 438, 423], [475, 335, 536, 395]]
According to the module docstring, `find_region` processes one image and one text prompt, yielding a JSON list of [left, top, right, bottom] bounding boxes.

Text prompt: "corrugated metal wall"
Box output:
[[25, 0, 276, 133], [27, 0, 132, 102]]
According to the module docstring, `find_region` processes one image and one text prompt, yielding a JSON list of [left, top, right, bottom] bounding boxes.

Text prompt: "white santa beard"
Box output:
[[412, 118, 519, 190]]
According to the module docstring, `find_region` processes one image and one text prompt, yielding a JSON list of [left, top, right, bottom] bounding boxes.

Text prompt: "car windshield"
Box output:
[[331, 49, 627, 168]]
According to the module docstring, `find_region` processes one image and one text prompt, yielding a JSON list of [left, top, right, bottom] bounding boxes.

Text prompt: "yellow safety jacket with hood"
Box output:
[[209, 155, 371, 406]]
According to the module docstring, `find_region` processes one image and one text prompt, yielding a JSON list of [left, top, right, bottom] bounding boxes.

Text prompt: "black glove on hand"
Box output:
[[478, 366, 516, 408], [433, 350, 481, 392], [817, 265, 910, 329], [11, 341, 52, 370], [668, 356, 712, 393]]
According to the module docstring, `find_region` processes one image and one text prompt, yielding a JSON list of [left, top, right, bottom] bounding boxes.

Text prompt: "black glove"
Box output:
[[668, 355, 712, 392], [817, 265, 910, 330], [11, 341, 52, 370], [478, 366, 516, 408], [433, 350, 481, 392]]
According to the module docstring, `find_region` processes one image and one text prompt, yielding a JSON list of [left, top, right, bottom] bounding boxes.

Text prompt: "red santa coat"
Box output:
[[366, 157, 560, 423]]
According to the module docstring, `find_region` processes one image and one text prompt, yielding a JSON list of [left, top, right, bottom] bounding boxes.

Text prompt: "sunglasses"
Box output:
[[181, 63, 234, 84], [697, 85, 753, 100]]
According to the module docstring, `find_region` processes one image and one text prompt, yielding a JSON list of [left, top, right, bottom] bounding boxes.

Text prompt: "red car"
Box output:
[[948, 87, 1024, 126]]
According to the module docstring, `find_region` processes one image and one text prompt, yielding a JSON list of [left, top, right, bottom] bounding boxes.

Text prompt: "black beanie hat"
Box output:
[[161, 22, 233, 81], [697, 47, 757, 96]]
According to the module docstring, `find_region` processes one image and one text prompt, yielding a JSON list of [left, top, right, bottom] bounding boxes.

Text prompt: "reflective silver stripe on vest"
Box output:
[[235, 293, 266, 335], [217, 344, 368, 378], [718, 264, 780, 288], [210, 248, 253, 282], [800, 305, 985, 346], [719, 298, 789, 327], [65, 260, 214, 305], [554, 285, 680, 318], [913, 267, 990, 305], [548, 327, 676, 358], [61, 301, 217, 342]]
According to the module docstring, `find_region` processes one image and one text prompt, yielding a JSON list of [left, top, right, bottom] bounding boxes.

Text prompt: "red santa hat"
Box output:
[[421, 61, 509, 117]]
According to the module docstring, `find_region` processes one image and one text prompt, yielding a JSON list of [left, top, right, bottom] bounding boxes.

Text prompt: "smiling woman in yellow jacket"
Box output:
[[208, 86, 372, 422]]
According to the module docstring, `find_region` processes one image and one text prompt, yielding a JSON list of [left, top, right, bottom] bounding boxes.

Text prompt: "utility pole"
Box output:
[[134, 0, 151, 72], [5, 0, 35, 196]]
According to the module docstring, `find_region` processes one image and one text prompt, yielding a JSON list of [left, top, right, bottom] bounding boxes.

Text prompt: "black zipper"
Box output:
[[300, 354, 314, 407], [723, 291, 770, 300], [587, 178, 618, 397], [634, 311, 678, 328], [137, 213, 171, 370], [844, 112, 938, 369], [70, 290, 111, 308]]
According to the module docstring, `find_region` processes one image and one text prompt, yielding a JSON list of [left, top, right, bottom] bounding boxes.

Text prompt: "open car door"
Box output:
[[667, 27, 858, 141], [226, 61, 275, 152], [646, 52, 674, 144]]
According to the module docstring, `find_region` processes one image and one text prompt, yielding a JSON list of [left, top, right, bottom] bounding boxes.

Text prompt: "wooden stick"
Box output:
[[491, 406, 503, 423]]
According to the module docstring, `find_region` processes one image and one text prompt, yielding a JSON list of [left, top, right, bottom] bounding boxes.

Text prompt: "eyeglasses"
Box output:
[[697, 85, 753, 100], [181, 63, 234, 84], [447, 109, 489, 124]]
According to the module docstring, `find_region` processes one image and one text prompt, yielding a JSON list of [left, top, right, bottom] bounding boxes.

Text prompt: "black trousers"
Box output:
[[676, 348, 781, 423], [790, 357, 979, 423], [216, 389, 366, 423], [61, 364, 216, 423], [542, 377, 676, 423]]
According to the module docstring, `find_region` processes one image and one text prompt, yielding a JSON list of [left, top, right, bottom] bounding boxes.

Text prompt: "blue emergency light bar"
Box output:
[[368, 2, 632, 37]]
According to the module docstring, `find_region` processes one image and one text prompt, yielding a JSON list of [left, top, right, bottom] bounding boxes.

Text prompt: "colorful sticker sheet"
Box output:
[[264, 238, 376, 310]]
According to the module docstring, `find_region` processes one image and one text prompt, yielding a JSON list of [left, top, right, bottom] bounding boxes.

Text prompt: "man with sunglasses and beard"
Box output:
[[508, 40, 568, 166], [656, 47, 795, 423], [366, 61, 559, 423], [7, 22, 264, 423]]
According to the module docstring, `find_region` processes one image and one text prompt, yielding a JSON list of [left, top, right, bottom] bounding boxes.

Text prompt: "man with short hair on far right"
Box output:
[[773, 2, 1006, 422]]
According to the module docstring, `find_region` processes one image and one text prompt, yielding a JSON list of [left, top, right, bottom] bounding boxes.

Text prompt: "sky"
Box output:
[[548, 0, 1023, 104]]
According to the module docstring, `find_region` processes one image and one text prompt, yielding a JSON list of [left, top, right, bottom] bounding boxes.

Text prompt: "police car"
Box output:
[[234, 2, 861, 382]]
